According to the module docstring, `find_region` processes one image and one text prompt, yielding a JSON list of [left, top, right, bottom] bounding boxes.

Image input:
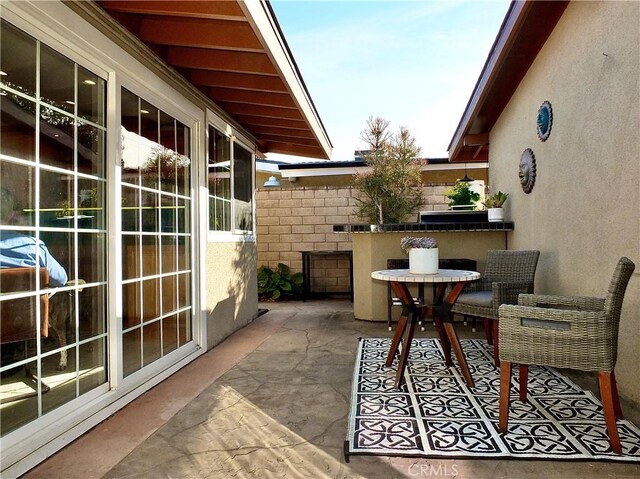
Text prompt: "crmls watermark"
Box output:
[[407, 463, 459, 477]]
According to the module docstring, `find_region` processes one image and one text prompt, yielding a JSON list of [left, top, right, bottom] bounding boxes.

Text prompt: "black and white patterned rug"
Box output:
[[345, 337, 640, 462]]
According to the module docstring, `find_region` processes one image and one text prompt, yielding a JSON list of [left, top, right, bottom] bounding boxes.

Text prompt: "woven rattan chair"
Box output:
[[497, 257, 635, 454], [451, 250, 540, 366]]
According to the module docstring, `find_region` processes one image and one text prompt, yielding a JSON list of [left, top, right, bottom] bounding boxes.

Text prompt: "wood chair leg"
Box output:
[[385, 313, 407, 367], [519, 365, 528, 402], [599, 371, 622, 454], [611, 370, 623, 419], [493, 319, 500, 367], [499, 361, 512, 432], [483, 318, 493, 345], [395, 314, 417, 389]]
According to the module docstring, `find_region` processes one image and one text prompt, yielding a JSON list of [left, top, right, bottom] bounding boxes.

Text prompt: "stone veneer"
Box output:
[[256, 185, 451, 294]]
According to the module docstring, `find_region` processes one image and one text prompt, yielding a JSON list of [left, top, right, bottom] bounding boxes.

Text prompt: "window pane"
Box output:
[[40, 45, 74, 115], [0, 161, 36, 227], [123, 281, 141, 329], [78, 122, 105, 178], [40, 109, 74, 170], [40, 170, 74, 227], [78, 178, 105, 230], [208, 126, 231, 231], [0, 20, 36, 93], [233, 144, 253, 232], [1, 92, 36, 162], [176, 122, 190, 195], [77, 65, 105, 126]]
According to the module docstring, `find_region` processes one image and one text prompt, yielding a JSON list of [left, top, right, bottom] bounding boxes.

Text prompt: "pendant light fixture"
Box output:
[[460, 162, 473, 182]]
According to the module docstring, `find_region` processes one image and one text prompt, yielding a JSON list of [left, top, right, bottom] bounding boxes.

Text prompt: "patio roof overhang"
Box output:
[[79, 0, 332, 159], [448, 0, 569, 163]]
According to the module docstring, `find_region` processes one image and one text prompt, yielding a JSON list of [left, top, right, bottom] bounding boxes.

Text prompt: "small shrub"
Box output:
[[444, 180, 480, 209], [257, 263, 303, 300]]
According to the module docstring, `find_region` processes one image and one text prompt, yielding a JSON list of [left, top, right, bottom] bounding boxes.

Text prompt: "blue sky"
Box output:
[[269, 0, 511, 162]]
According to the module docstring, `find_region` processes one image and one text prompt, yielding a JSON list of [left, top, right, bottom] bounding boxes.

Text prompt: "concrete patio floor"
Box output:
[[25, 299, 640, 478]]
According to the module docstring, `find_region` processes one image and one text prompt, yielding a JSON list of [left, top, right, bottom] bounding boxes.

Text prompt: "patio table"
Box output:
[[371, 268, 480, 389]]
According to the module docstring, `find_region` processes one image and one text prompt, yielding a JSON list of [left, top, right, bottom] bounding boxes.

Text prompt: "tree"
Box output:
[[352, 117, 424, 224]]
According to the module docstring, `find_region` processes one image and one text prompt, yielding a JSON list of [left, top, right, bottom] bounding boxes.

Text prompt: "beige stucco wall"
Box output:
[[488, 1, 640, 401], [353, 231, 509, 321], [205, 241, 258, 348]]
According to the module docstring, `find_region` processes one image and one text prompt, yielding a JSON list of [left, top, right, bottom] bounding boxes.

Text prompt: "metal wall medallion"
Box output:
[[519, 148, 536, 194], [536, 101, 553, 141]]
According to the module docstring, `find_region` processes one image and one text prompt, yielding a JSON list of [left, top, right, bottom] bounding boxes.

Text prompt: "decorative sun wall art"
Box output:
[[537, 101, 553, 141], [519, 148, 536, 194]]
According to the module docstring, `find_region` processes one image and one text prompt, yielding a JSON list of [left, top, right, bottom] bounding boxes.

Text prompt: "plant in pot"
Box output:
[[483, 190, 509, 222], [400, 236, 438, 274], [444, 180, 481, 210]]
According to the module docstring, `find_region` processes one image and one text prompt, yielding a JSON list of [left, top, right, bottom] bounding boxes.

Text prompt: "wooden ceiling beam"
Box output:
[[222, 103, 305, 121], [464, 132, 490, 146], [98, 1, 247, 21], [166, 47, 278, 76], [209, 88, 297, 109], [247, 125, 315, 140], [190, 70, 287, 93], [256, 134, 318, 147], [138, 18, 263, 52], [232, 115, 308, 130]]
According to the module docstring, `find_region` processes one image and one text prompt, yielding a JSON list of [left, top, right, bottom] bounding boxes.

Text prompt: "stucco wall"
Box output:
[[489, 2, 640, 401], [205, 241, 258, 348]]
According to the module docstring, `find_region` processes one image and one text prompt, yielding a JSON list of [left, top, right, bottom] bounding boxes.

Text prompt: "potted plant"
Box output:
[[400, 236, 438, 274], [483, 190, 509, 222], [444, 180, 481, 210]]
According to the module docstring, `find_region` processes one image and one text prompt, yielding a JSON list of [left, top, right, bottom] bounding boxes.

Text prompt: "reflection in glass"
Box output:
[[79, 285, 106, 340], [122, 235, 140, 280], [177, 198, 190, 234], [141, 237, 159, 277], [141, 191, 159, 232], [161, 236, 177, 273], [0, 20, 36, 93], [77, 179, 105, 230], [179, 310, 192, 345], [160, 193, 176, 233], [123, 329, 141, 377], [79, 337, 107, 395], [40, 44, 75, 114], [40, 170, 74, 227], [40, 230, 74, 282], [162, 275, 177, 313], [122, 281, 141, 329], [0, 160, 36, 227], [208, 126, 231, 231], [77, 65, 105, 126], [78, 233, 105, 283], [163, 314, 178, 355], [142, 278, 160, 320], [122, 185, 140, 232], [0, 93, 36, 162], [40, 109, 74, 170], [142, 321, 161, 366], [78, 122, 105, 177], [234, 144, 253, 232]]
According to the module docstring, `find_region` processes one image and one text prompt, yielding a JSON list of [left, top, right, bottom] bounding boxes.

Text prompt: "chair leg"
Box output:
[[493, 319, 500, 367], [599, 371, 622, 454], [483, 318, 493, 345], [519, 365, 528, 402], [611, 370, 623, 419], [499, 361, 512, 432]]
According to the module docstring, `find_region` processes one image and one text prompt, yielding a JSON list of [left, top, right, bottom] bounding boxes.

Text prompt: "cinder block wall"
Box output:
[[256, 184, 451, 294]]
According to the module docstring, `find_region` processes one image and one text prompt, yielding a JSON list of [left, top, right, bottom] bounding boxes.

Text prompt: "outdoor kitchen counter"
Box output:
[[333, 220, 514, 322]]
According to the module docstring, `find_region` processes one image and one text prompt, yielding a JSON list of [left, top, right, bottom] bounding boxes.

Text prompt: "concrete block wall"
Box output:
[[256, 184, 451, 294]]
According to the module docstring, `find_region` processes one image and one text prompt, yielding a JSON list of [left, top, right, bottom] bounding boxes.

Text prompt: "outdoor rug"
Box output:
[[345, 337, 640, 462]]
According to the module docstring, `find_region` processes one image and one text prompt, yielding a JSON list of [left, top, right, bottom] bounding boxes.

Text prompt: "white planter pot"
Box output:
[[488, 207, 505, 222], [409, 247, 439, 274]]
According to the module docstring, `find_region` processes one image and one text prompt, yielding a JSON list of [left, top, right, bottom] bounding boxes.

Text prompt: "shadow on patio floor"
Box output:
[[25, 300, 640, 478]]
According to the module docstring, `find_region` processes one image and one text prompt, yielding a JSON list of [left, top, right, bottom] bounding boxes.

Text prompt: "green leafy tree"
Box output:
[[444, 180, 481, 209], [352, 117, 424, 224]]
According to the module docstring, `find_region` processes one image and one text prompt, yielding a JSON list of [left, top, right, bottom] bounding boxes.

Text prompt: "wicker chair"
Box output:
[[451, 250, 540, 366], [497, 257, 636, 454]]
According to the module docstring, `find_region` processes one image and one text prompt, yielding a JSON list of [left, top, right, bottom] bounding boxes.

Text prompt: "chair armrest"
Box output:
[[518, 294, 605, 311], [491, 281, 534, 308], [498, 304, 614, 370], [461, 277, 490, 293]]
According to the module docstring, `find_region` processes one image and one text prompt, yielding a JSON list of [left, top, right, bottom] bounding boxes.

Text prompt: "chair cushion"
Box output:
[[456, 291, 492, 307]]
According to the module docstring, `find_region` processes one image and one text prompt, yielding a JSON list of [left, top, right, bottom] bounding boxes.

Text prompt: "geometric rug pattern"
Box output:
[[345, 338, 640, 462]]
